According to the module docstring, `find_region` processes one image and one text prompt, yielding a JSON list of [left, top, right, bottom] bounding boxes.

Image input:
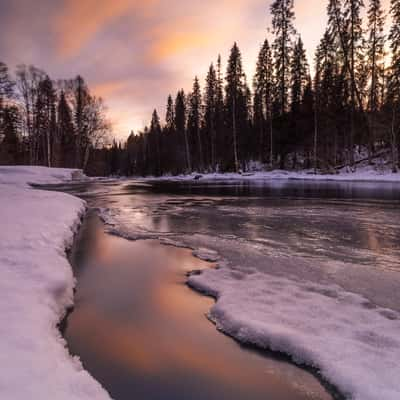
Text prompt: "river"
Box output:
[[52, 178, 400, 400]]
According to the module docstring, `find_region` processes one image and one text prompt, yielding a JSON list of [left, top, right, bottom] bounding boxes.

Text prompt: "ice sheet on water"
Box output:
[[101, 197, 400, 400], [188, 267, 400, 400]]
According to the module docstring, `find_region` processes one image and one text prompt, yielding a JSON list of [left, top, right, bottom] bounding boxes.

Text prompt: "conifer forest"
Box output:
[[1, 0, 400, 176]]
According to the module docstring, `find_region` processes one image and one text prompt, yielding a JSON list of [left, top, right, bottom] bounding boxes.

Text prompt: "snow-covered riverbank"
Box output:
[[0, 166, 109, 400], [144, 164, 400, 183]]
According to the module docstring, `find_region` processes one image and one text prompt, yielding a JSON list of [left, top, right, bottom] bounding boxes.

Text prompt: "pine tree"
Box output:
[[388, 0, 400, 169], [35, 76, 56, 167], [314, 31, 338, 168], [290, 36, 309, 168], [188, 76, 203, 170], [175, 90, 191, 171], [204, 64, 218, 170], [290, 37, 309, 115], [344, 0, 365, 167], [225, 43, 246, 171], [73, 75, 90, 168], [271, 0, 296, 116], [366, 0, 386, 163], [165, 95, 175, 133], [215, 55, 225, 168], [150, 109, 162, 175], [253, 39, 274, 165]]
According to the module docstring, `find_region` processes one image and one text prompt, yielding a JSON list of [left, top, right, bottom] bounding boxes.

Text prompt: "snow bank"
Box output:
[[0, 166, 110, 400], [144, 164, 400, 183], [189, 263, 400, 400]]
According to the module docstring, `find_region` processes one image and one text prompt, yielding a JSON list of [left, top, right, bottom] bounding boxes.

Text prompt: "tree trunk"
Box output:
[[232, 95, 239, 172], [184, 128, 192, 173], [83, 144, 91, 173], [391, 106, 398, 173], [314, 97, 318, 174], [269, 117, 274, 169], [196, 126, 203, 172]]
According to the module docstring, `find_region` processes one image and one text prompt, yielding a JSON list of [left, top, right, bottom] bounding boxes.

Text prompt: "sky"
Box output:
[[0, 0, 392, 139]]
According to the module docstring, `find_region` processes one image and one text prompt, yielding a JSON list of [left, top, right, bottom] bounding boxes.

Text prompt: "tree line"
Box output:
[[1, 0, 400, 177], [113, 0, 400, 176], [0, 64, 110, 171]]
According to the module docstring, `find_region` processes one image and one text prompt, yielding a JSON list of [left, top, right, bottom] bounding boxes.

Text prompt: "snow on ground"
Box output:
[[143, 164, 400, 183], [188, 264, 400, 400], [0, 166, 110, 400]]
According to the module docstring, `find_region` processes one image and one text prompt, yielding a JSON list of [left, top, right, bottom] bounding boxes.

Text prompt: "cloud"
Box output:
[[1, 0, 394, 139], [53, 0, 157, 59]]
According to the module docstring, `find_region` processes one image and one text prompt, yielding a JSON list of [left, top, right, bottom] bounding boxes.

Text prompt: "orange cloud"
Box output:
[[54, 0, 158, 59], [148, 31, 215, 63], [92, 80, 127, 98]]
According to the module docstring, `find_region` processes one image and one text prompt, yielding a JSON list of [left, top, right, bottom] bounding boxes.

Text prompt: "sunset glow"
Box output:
[[0, 0, 391, 138]]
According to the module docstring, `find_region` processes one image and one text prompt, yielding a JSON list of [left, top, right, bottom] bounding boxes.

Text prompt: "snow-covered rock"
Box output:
[[0, 166, 109, 400]]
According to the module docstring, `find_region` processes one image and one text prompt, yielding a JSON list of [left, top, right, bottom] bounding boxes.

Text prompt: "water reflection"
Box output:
[[66, 213, 333, 400]]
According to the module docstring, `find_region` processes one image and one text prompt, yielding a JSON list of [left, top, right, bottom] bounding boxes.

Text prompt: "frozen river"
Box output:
[[53, 178, 400, 400]]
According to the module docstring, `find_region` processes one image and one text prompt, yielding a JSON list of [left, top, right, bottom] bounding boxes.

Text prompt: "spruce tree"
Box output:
[[73, 75, 90, 168], [165, 95, 175, 133], [290, 37, 309, 115], [314, 31, 337, 168], [290, 36, 309, 168], [388, 0, 400, 169], [188, 76, 203, 170], [225, 43, 246, 171], [366, 0, 386, 163], [253, 39, 274, 165], [150, 109, 162, 175], [175, 90, 191, 172], [204, 63, 218, 170], [271, 0, 296, 116], [215, 55, 225, 168], [344, 0, 365, 167], [35, 76, 56, 167]]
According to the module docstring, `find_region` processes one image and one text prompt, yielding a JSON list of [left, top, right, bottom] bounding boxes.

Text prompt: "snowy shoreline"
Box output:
[[141, 164, 400, 184], [0, 166, 110, 400]]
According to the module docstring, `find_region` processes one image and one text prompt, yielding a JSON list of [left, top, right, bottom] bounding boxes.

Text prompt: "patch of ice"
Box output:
[[192, 248, 220, 262]]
